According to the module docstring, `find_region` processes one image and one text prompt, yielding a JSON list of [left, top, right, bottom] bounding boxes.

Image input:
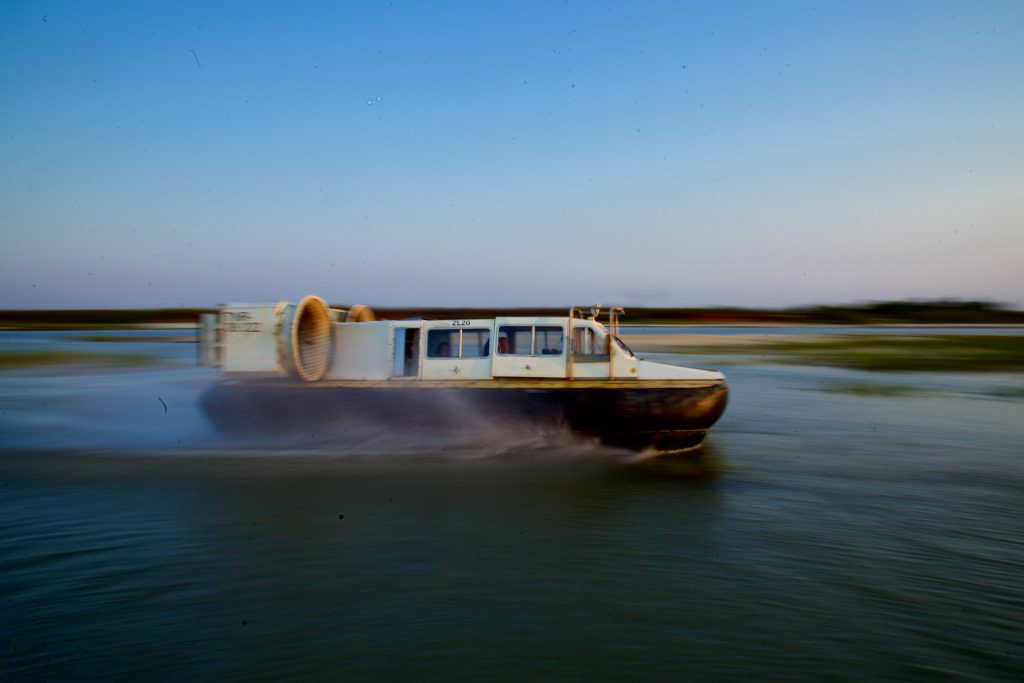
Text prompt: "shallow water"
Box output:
[[2, 330, 1023, 680]]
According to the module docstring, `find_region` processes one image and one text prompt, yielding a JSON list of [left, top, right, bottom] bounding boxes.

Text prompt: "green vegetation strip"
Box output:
[[820, 382, 925, 397], [989, 386, 1024, 398], [657, 335, 1024, 372], [763, 335, 1024, 371], [0, 351, 161, 370]]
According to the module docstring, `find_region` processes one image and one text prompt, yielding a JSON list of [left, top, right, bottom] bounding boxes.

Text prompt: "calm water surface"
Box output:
[[2, 330, 1022, 680]]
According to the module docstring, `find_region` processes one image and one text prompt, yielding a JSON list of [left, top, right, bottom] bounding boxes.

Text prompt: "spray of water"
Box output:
[[1, 366, 643, 464]]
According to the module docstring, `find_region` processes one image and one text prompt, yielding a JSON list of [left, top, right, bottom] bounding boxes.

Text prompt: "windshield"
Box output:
[[613, 336, 635, 358]]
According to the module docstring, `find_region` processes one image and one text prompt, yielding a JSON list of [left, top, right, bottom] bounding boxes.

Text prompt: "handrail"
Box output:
[[567, 304, 626, 378], [609, 307, 625, 338], [567, 305, 602, 322]]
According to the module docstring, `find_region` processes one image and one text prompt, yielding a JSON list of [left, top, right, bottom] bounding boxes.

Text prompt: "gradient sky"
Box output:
[[1, 0, 1022, 309]]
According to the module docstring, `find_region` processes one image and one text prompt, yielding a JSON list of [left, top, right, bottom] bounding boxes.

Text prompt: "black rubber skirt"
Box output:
[[201, 381, 729, 453]]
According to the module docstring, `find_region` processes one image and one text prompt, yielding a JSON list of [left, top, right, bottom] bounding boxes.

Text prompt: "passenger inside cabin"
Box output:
[[436, 342, 451, 357]]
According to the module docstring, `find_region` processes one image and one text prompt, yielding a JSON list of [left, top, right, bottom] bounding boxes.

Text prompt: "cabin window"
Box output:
[[461, 329, 490, 358], [497, 326, 531, 355], [573, 327, 606, 357], [427, 329, 459, 358], [496, 325, 564, 356], [427, 328, 491, 358], [535, 326, 563, 355]]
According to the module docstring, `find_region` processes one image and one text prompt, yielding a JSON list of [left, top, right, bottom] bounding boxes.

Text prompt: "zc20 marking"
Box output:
[[450, 320, 472, 326]]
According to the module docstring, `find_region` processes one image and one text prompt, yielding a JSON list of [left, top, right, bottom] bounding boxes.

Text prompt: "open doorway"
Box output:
[[393, 328, 421, 378], [402, 328, 420, 377]]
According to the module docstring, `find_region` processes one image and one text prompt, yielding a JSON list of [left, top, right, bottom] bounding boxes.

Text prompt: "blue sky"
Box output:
[[1, 1, 1021, 308]]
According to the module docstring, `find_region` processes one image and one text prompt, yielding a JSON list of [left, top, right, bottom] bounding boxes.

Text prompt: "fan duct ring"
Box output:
[[289, 295, 333, 381]]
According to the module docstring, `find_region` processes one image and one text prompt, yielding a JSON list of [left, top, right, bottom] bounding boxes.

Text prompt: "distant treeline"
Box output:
[[782, 300, 1024, 325], [0, 308, 215, 328], [376, 300, 1024, 325], [2, 300, 1022, 328], [367, 305, 802, 323]]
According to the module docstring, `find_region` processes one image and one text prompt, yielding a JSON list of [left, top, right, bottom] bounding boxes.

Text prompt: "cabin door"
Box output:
[[392, 327, 420, 377], [491, 318, 567, 378]]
